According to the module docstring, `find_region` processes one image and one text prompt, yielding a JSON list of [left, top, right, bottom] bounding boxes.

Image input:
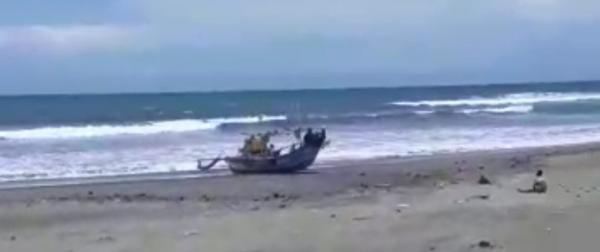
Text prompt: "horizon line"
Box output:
[[1, 79, 599, 98]]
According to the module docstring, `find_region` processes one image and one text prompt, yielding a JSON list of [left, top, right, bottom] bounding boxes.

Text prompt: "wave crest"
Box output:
[[390, 92, 600, 107], [459, 105, 533, 114], [0, 115, 286, 140]]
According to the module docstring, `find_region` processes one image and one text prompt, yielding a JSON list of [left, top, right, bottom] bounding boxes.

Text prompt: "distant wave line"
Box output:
[[390, 92, 600, 107]]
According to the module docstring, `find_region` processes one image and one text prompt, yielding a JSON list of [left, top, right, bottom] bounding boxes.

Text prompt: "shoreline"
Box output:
[[0, 141, 598, 204], [1, 140, 599, 190]]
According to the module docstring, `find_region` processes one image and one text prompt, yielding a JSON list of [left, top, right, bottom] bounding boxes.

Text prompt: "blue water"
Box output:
[[3, 81, 600, 127], [2, 81, 600, 181]]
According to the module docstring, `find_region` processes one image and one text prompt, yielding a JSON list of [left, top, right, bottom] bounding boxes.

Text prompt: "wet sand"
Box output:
[[1, 143, 600, 251]]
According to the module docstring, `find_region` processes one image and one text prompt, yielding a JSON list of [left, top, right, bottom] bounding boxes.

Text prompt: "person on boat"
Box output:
[[293, 127, 303, 142], [316, 128, 326, 146], [303, 128, 314, 145], [241, 135, 253, 155], [261, 132, 271, 146], [248, 134, 266, 155], [303, 127, 327, 147], [269, 144, 278, 156]]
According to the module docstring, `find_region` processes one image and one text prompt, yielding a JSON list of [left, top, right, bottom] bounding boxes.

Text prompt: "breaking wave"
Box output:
[[459, 105, 534, 114], [0, 115, 287, 140], [390, 92, 600, 107]]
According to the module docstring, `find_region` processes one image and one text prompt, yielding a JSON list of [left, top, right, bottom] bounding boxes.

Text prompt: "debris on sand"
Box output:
[[395, 203, 410, 213], [455, 194, 491, 204], [183, 230, 199, 236], [122, 195, 133, 203], [470, 240, 497, 249], [436, 181, 447, 189], [9, 235, 16, 241], [467, 194, 490, 201], [396, 203, 411, 209], [97, 235, 115, 242], [478, 240, 492, 248], [478, 175, 492, 185], [200, 194, 213, 202], [282, 194, 300, 203], [373, 183, 392, 189], [352, 216, 373, 221]]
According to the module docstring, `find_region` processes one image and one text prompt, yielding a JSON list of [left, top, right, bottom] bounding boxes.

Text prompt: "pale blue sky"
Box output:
[[1, 0, 600, 94]]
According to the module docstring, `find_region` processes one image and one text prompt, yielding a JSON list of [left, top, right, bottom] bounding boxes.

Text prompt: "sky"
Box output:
[[1, 0, 600, 94]]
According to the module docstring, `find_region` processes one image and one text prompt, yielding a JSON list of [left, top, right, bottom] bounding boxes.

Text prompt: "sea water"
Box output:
[[2, 81, 600, 181]]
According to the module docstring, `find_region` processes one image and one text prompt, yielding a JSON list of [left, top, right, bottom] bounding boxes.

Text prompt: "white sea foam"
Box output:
[[459, 105, 534, 114], [391, 92, 600, 107], [413, 110, 436, 115], [318, 123, 600, 162], [0, 115, 286, 140], [4, 121, 600, 181]]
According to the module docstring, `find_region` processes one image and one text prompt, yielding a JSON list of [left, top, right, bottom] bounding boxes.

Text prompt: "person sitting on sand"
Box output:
[[518, 170, 547, 194]]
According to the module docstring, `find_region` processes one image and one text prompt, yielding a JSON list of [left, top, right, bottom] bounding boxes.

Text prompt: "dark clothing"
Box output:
[[303, 128, 326, 147]]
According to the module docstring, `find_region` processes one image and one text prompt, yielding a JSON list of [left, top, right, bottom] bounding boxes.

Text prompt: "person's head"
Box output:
[[307, 128, 313, 134], [536, 170, 543, 177]]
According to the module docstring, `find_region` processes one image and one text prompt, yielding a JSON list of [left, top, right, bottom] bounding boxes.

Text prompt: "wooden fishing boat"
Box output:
[[197, 129, 326, 174]]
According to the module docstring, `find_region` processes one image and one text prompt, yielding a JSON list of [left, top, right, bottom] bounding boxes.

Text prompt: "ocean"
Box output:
[[2, 81, 600, 181]]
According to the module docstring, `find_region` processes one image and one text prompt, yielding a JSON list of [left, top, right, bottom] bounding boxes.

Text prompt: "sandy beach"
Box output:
[[1, 144, 600, 252]]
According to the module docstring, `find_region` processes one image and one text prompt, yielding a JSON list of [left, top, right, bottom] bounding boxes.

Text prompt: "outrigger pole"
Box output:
[[197, 157, 222, 171]]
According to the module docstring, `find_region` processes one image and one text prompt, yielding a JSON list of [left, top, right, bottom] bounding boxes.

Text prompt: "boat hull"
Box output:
[[225, 144, 321, 174]]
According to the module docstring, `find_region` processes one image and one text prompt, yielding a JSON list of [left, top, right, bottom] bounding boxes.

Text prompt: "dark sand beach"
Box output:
[[1, 143, 600, 252]]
